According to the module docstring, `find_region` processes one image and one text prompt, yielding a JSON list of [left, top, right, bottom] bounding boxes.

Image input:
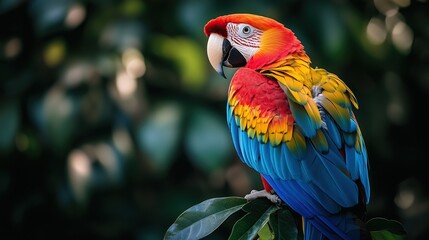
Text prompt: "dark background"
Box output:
[[0, 0, 428, 239]]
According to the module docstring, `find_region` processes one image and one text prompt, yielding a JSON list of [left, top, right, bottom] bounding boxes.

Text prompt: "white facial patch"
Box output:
[[226, 23, 262, 62]]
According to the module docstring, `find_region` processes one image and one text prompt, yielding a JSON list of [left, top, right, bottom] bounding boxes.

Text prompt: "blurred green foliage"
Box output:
[[0, 0, 428, 239]]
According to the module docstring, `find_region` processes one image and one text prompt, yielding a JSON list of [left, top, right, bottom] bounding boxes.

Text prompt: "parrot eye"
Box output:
[[243, 26, 251, 34], [238, 24, 254, 37]]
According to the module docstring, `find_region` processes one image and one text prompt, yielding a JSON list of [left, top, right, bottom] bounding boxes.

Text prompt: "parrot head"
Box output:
[[204, 13, 305, 78]]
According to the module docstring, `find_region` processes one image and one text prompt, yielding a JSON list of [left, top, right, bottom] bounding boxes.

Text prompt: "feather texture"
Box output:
[[226, 62, 370, 239], [205, 13, 370, 240]]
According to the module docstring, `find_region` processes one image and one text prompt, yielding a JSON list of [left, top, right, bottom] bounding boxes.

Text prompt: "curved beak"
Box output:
[[207, 33, 246, 79]]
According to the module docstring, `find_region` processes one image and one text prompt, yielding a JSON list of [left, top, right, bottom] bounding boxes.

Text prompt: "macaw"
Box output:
[[204, 14, 370, 240]]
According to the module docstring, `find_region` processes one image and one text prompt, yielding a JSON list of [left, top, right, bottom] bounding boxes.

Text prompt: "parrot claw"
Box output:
[[244, 189, 281, 205]]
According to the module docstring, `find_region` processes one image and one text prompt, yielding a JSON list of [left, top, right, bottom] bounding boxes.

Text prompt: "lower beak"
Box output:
[[207, 34, 246, 79]]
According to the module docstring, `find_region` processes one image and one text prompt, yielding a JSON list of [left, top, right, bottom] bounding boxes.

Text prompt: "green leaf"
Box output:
[[367, 217, 407, 240], [164, 197, 247, 240], [228, 198, 279, 240], [258, 222, 274, 240], [270, 208, 300, 240]]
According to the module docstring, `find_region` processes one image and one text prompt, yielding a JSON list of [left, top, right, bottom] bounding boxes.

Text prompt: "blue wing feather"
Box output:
[[357, 135, 370, 203], [228, 114, 244, 162], [324, 114, 342, 149], [238, 128, 251, 166], [226, 69, 370, 239], [227, 100, 369, 239], [264, 174, 359, 240], [250, 135, 259, 164], [289, 100, 317, 137]]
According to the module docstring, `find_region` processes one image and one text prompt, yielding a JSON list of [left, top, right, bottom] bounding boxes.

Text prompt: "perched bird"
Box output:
[[204, 14, 370, 240]]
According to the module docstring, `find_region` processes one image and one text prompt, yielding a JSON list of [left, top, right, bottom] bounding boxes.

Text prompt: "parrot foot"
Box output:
[[244, 190, 281, 205]]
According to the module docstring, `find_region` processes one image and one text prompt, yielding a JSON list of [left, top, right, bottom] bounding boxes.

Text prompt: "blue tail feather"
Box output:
[[304, 211, 365, 240], [263, 174, 369, 240]]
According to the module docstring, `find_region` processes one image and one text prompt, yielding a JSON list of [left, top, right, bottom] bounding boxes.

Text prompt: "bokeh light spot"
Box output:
[[367, 17, 387, 45], [116, 71, 137, 98], [113, 128, 133, 157], [4, 37, 21, 58], [65, 3, 86, 29], [122, 48, 146, 78], [62, 63, 89, 87], [68, 149, 92, 203], [44, 40, 66, 67], [69, 150, 91, 177], [395, 189, 415, 209], [392, 21, 413, 53], [392, 0, 410, 7], [374, 0, 398, 15], [96, 143, 120, 183]]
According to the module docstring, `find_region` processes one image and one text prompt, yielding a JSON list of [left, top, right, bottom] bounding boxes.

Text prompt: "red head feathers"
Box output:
[[204, 13, 306, 70]]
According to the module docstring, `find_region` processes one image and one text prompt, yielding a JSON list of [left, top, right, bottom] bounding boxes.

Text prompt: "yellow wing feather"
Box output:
[[228, 54, 361, 152], [258, 55, 362, 152], [311, 68, 362, 150], [260, 55, 322, 138]]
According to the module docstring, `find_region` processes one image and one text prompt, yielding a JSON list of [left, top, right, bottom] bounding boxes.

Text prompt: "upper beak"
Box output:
[[207, 33, 246, 79]]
